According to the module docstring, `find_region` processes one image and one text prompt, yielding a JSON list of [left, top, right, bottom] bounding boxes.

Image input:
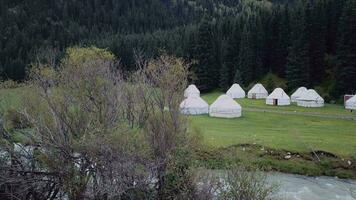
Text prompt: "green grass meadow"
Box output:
[[0, 87, 26, 111], [190, 92, 356, 157]]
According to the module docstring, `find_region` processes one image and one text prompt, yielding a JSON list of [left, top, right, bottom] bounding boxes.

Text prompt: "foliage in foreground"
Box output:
[[195, 165, 278, 200], [0, 47, 277, 200]]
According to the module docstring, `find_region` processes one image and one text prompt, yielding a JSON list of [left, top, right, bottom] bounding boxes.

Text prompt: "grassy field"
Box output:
[[0, 87, 26, 111], [190, 92, 356, 157]]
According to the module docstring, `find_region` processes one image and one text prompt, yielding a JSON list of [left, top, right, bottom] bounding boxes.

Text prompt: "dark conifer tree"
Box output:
[[286, 5, 310, 90], [219, 63, 230, 90], [223, 19, 242, 85], [333, 0, 356, 97], [193, 16, 216, 91], [237, 23, 255, 86], [237, 17, 263, 87], [306, 2, 326, 85], [233, 68, 242, 85]]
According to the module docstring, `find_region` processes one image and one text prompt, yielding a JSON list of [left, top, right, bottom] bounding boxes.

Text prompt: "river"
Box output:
[[268, 172, 356, 200]]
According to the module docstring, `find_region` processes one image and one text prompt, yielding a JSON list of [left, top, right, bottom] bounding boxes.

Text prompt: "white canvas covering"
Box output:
[[184, 84, 200, 98], [345, 95, 356, 110], [180, 96, 209, 115], [297, 89, 324, 107], [226, 83, 246, 99], [247, 83, 268, 99], [266, 88, 291, 106], [291, 87, 307, 103], [209, 95, 242, 118]]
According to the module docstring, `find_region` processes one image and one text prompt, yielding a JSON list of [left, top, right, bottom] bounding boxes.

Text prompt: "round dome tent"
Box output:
[[266, 88, 291, 106], [345, 95, 356, 110], [297, 89, 324, 107], [184, 84, 200, 98], [247, 83, 268, 99], [209, 95, 242, 118], [226, 83, 246, 99], [291, 87, 307, 103], [180, 96, 209, 115]]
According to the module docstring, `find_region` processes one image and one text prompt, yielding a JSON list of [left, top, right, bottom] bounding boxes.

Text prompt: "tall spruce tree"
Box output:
[[333, 0, 356, 97], [238, 23, 255, 86], [233, 68, 242, 85], [306, 2, 327, 86], [219, 63, 230, 90], [193, 15, 216, 91], [223, 19, 242, 86], [237, 17, 263, 87], [286, 5, 310, 90]]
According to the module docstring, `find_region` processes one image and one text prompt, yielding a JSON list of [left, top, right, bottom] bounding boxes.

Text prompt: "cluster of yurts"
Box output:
[[179, 83, 342, 118]]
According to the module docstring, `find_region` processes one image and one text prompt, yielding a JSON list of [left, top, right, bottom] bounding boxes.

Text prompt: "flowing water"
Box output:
[[268, 172, 356, 200]]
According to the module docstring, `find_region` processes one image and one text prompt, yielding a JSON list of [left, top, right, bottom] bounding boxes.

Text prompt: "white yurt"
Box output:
[[247, 83, 268, 99], [226, 83, 246, 99], [180, 96, 209, 115], [184, 84, 200, 98], [209, 95, 242, 118], [291, 87, 307, 103], [297, 89, 324, 107], [266, 88, 291, 106], [345, 95, 356, 110]]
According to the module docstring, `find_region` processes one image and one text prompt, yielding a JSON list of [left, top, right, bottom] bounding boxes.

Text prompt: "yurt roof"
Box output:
[[185, 84, 199, 93], [267, 88, 290, 100], [210, 95, 241, 109], [346, 95, 356, 103], [227, 84, 244, 93], [248, 83, 268, 94], [291, 87, 307, 98], [298, 89, 324, 101], [180, 96, 208, 108]]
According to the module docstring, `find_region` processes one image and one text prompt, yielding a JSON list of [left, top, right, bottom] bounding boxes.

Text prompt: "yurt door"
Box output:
[[252, 94, 256, 99], [273, 99, 278, 106]]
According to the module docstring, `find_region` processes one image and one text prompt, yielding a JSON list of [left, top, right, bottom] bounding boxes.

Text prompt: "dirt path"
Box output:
[[244, 107, 356, 120]]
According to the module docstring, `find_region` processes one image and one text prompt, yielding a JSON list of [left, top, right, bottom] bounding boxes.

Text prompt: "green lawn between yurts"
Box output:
[[188, 91, 356, 157]]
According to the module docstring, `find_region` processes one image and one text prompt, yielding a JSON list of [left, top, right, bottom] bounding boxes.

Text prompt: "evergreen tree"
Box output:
[[219, 63, 230, 90], [237, 17, 263, 87], [278, 5, 291, 78], [286, 5, 310, 90], [333, 0, 356, 97], [306, 2, 327, 85], [193, 16, 216, 91], [223, 19, 242, 86], [270, 5, 290, 77], [233, 68, 242, 84], [266, 75, 275, 93]]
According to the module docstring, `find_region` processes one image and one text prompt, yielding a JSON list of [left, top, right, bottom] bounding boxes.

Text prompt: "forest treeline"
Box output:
[[1, 0, 355, 99]]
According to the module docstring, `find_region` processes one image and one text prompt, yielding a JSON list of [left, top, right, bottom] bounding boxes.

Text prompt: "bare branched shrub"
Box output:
[[194, 166, 278, 200], [130, 54, 196, 199], [219, 166, 277, 200], [194, 169, 223, 200], [1, 48, 276, 200], [0, 47, 149, 200]]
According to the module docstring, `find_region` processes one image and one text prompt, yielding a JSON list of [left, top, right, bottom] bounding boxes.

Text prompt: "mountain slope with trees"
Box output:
[[1, 0, 355, 99]]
